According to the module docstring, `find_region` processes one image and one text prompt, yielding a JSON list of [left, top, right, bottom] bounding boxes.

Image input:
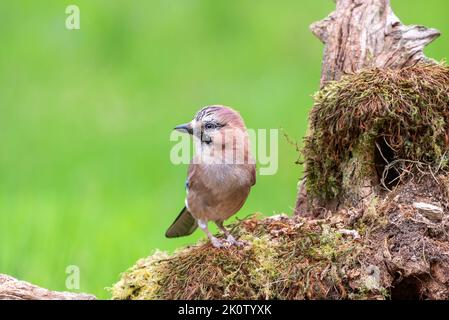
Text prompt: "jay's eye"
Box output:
[[204, 122, 217, 130]]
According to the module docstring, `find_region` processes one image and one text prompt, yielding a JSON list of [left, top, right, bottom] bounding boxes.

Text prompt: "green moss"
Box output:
[[303, 63, 449, 200], [110, 250, 169, 300]]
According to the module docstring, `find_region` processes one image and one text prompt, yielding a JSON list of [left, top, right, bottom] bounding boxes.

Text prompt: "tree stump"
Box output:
[[312, 0, 439, 87], [295, 0, 441, 215]]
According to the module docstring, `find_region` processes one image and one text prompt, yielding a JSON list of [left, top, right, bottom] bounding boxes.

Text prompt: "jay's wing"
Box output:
[[165, 169, 198, 238], [165, 206, 198, 238], [250, 164, 256, 186]]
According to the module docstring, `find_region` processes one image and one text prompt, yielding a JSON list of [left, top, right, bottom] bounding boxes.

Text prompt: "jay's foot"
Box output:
[[210, 236, 229, 249], [225, 234, 246, 247], [209, 235, 246, 249]]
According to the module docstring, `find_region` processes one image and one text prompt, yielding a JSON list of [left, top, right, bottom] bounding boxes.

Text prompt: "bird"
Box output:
[[165, 105, 256, 248]]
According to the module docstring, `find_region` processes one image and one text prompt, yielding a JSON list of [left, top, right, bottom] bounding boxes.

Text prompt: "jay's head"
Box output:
[[174, 106, 248, 147]]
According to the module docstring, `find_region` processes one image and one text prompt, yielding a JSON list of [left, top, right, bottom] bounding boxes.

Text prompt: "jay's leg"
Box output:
[[216, 221, 244, 247], [198, 219, 226, 248]]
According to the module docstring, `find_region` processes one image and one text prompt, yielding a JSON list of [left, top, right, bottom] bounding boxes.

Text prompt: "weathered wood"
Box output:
[[0, 274, 96, 300], [311, 0, 440, 88], [295, 0, 441, 216]]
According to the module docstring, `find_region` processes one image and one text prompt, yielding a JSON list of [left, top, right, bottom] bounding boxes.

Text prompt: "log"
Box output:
[[0, 274, 96, 300]]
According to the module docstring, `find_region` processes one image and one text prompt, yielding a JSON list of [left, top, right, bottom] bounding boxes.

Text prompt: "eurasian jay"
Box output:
[[166, 106, 256, 248]]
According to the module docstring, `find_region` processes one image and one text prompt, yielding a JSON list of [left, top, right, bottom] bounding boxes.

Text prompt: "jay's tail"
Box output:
[[165, 206, 198, 238]]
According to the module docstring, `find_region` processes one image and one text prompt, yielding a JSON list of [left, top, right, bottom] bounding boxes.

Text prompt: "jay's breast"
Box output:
[[188, 164, 254, 221]]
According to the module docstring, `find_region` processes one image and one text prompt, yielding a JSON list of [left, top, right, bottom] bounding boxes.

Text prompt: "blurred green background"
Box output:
[[0, 0, 448, 299]]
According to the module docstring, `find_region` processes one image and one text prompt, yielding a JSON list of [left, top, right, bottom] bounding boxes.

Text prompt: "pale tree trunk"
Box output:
[[0, 274, 96, 300], [295, 0, 440, 215]]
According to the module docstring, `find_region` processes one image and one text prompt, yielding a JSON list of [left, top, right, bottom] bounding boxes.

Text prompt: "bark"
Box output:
[[295, 0, 440, 215], [0, 274, 96, 300], [311, 0, 439, 88]]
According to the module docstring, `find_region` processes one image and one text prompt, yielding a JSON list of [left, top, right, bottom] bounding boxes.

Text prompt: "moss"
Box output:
[[111, 215, 367, 300], [354, 196, 388, 236], [303, 63, 449, 200], [110, 250, 169, 300], [111, 172, 449, 300]]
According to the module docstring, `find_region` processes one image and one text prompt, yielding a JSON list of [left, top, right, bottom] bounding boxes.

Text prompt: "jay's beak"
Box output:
[[174, 123, 193, 135]]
